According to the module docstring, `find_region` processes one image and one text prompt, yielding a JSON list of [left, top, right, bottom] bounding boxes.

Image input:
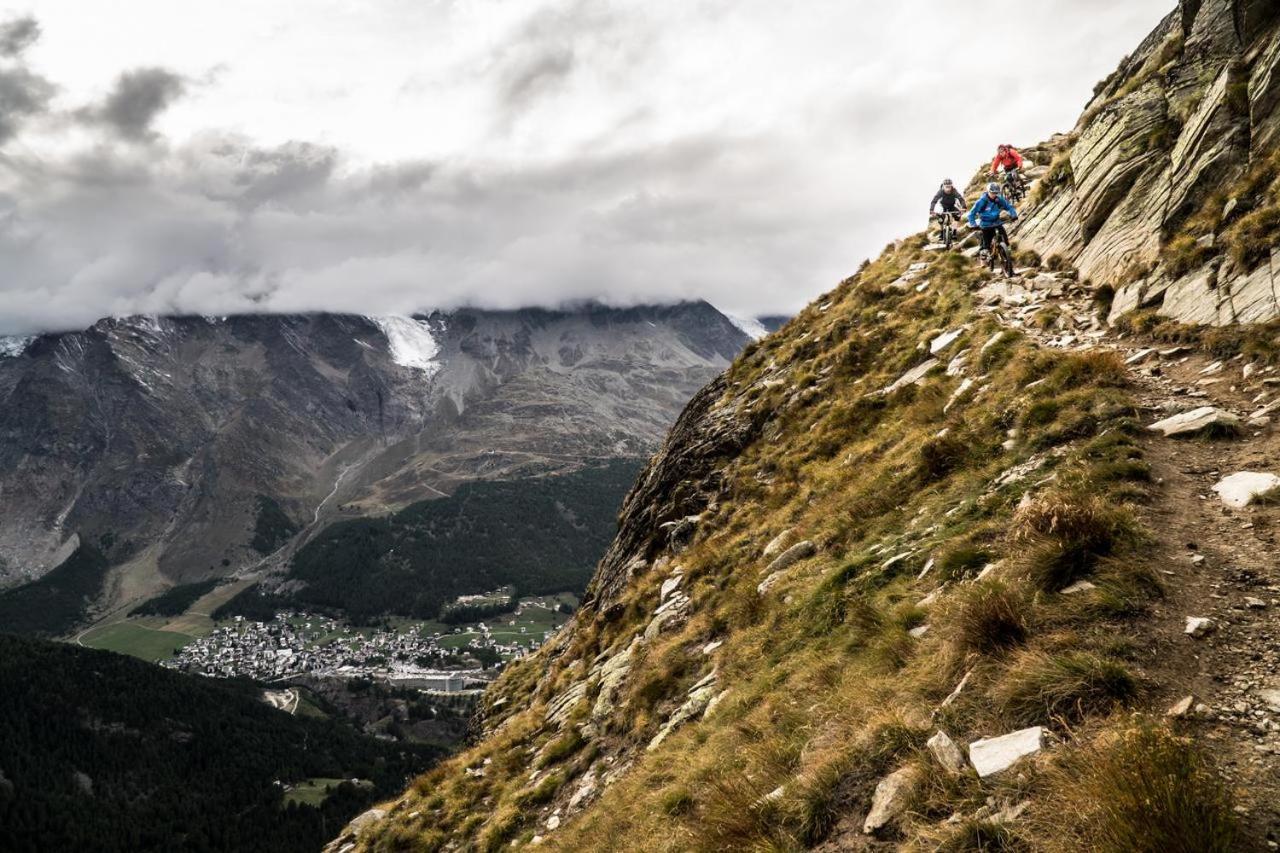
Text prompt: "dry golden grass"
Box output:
[[942, 580, 1032, 657], [1026, 721, 1238, 853], [992, 649, 1139, 727]]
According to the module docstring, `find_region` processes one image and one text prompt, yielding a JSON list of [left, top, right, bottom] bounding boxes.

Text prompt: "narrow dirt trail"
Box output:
[[964, 257, 1280, 848]]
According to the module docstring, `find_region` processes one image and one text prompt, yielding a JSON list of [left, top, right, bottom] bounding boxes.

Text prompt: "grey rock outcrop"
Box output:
[[1015, 0, 1280, 327], [647, 670, 720, 751]]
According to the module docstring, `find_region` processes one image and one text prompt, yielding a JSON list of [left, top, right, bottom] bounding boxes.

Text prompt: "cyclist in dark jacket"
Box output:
[[968, 181, 1018, 257], [928, 178, 967, 242]]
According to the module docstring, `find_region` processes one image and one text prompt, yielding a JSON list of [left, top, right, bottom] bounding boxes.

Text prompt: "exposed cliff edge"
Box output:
[[329, 2, 1280, 850]]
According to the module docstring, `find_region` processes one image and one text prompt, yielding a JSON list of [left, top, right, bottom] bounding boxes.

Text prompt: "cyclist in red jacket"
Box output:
[[991, 144, 1024, 192]]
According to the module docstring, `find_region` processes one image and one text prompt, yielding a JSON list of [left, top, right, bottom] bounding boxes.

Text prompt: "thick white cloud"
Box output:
[[1, 0, 1174, 335]]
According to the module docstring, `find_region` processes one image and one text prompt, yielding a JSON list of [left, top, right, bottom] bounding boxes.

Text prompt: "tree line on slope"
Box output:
[[0, 545, 109, 637], [129, 579, 221, 618], [219, 460, 643, 622]]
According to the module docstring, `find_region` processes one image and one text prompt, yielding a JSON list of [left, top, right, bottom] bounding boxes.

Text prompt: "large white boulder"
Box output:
[[1148, 406, 1240, 437], [968, 727, 1046, 778], [1212, 471, 1280, 508], [762, 528, 795, 558]]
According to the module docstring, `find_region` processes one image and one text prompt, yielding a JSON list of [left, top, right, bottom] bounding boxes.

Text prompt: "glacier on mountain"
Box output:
[[369, 315, 443, 375]]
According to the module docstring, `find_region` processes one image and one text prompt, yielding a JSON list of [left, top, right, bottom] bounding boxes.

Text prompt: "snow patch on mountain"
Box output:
[[370, 316, 442, 375], [0, 336, 34, 358], [723, 312, 768, 341]]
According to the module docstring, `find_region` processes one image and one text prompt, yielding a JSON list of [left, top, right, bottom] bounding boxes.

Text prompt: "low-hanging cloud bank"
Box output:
[[1, 2, 1173, 336]]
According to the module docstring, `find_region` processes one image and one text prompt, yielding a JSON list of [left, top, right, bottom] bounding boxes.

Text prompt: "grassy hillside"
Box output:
[[225, 460, 644, 622], [338, 238, 1239, 852], [0, 633, 442, 853]]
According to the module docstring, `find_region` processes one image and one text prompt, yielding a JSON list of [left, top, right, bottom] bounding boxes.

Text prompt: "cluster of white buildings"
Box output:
[[162, 606, 561, 691]]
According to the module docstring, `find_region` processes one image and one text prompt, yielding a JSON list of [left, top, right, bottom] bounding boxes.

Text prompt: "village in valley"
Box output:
[[159, 590, 577, 691]]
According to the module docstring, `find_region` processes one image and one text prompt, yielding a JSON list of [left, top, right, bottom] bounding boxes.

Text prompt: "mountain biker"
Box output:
[[928, 178, 967, 240], [990, 144, 1024, 191], [968, 181, 1018, 259]]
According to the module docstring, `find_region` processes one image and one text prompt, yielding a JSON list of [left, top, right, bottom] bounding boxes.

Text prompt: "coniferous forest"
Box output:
[[221, 460, 643, 622], [0, 634, 443, 852]]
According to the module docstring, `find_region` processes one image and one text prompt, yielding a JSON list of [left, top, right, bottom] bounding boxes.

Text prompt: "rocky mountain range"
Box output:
[[329, 2, 1280, 850], [0, 302, 753, 624]]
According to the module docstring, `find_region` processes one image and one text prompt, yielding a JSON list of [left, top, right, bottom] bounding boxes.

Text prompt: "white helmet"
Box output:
[[986, 181, 1001, 194]]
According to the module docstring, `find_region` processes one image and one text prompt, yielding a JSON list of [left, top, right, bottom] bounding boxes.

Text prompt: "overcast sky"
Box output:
[[0, 0, 1173, 335]]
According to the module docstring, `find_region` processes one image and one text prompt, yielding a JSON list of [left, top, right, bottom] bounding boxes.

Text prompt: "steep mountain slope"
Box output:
[[0, 302, 750, 627], [331, 3, 1280, 850]]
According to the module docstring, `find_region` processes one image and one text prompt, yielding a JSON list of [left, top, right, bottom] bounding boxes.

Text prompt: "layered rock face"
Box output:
[[1013, 0, 1280, 325], [0, 303, 749, 600]]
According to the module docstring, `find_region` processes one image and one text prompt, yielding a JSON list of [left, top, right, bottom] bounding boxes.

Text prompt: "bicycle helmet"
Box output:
[[986, 181, 1001, 194]]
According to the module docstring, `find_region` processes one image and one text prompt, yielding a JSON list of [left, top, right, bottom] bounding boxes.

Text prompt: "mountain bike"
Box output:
[[1001, 171, 1026, 204], [933, 211, 962, 250], [974, 221, 1016, 278]]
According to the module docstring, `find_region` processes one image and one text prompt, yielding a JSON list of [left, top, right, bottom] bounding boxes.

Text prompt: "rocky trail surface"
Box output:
[[913, 235, 1280, 848]]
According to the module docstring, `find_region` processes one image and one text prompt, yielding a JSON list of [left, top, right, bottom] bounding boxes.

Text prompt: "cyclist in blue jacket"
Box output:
[[968, 181, 1018, 259]]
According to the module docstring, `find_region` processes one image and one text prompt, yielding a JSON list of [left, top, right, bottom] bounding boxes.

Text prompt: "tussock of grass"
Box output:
[[1028, 151, 1074, 209], [1028, 722, 1238, 853], [536, 730, 584, 768], [936, 544, 995, 582], [944, 580, 1031, 657], [916, 429, 989, 483], [1010, 493, 1138, 591], [1048, 350, 1127, 390], [1231, 205, 1280, 272], [802, 557, 881, 637], [1014, 249, 1042, 268], [1044, 253, 1073, 273], [993, 649, 1139, 727], [513, 769, 565, 808], [660, 787, 694, 816], [1163, 233, 1214, 278]]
